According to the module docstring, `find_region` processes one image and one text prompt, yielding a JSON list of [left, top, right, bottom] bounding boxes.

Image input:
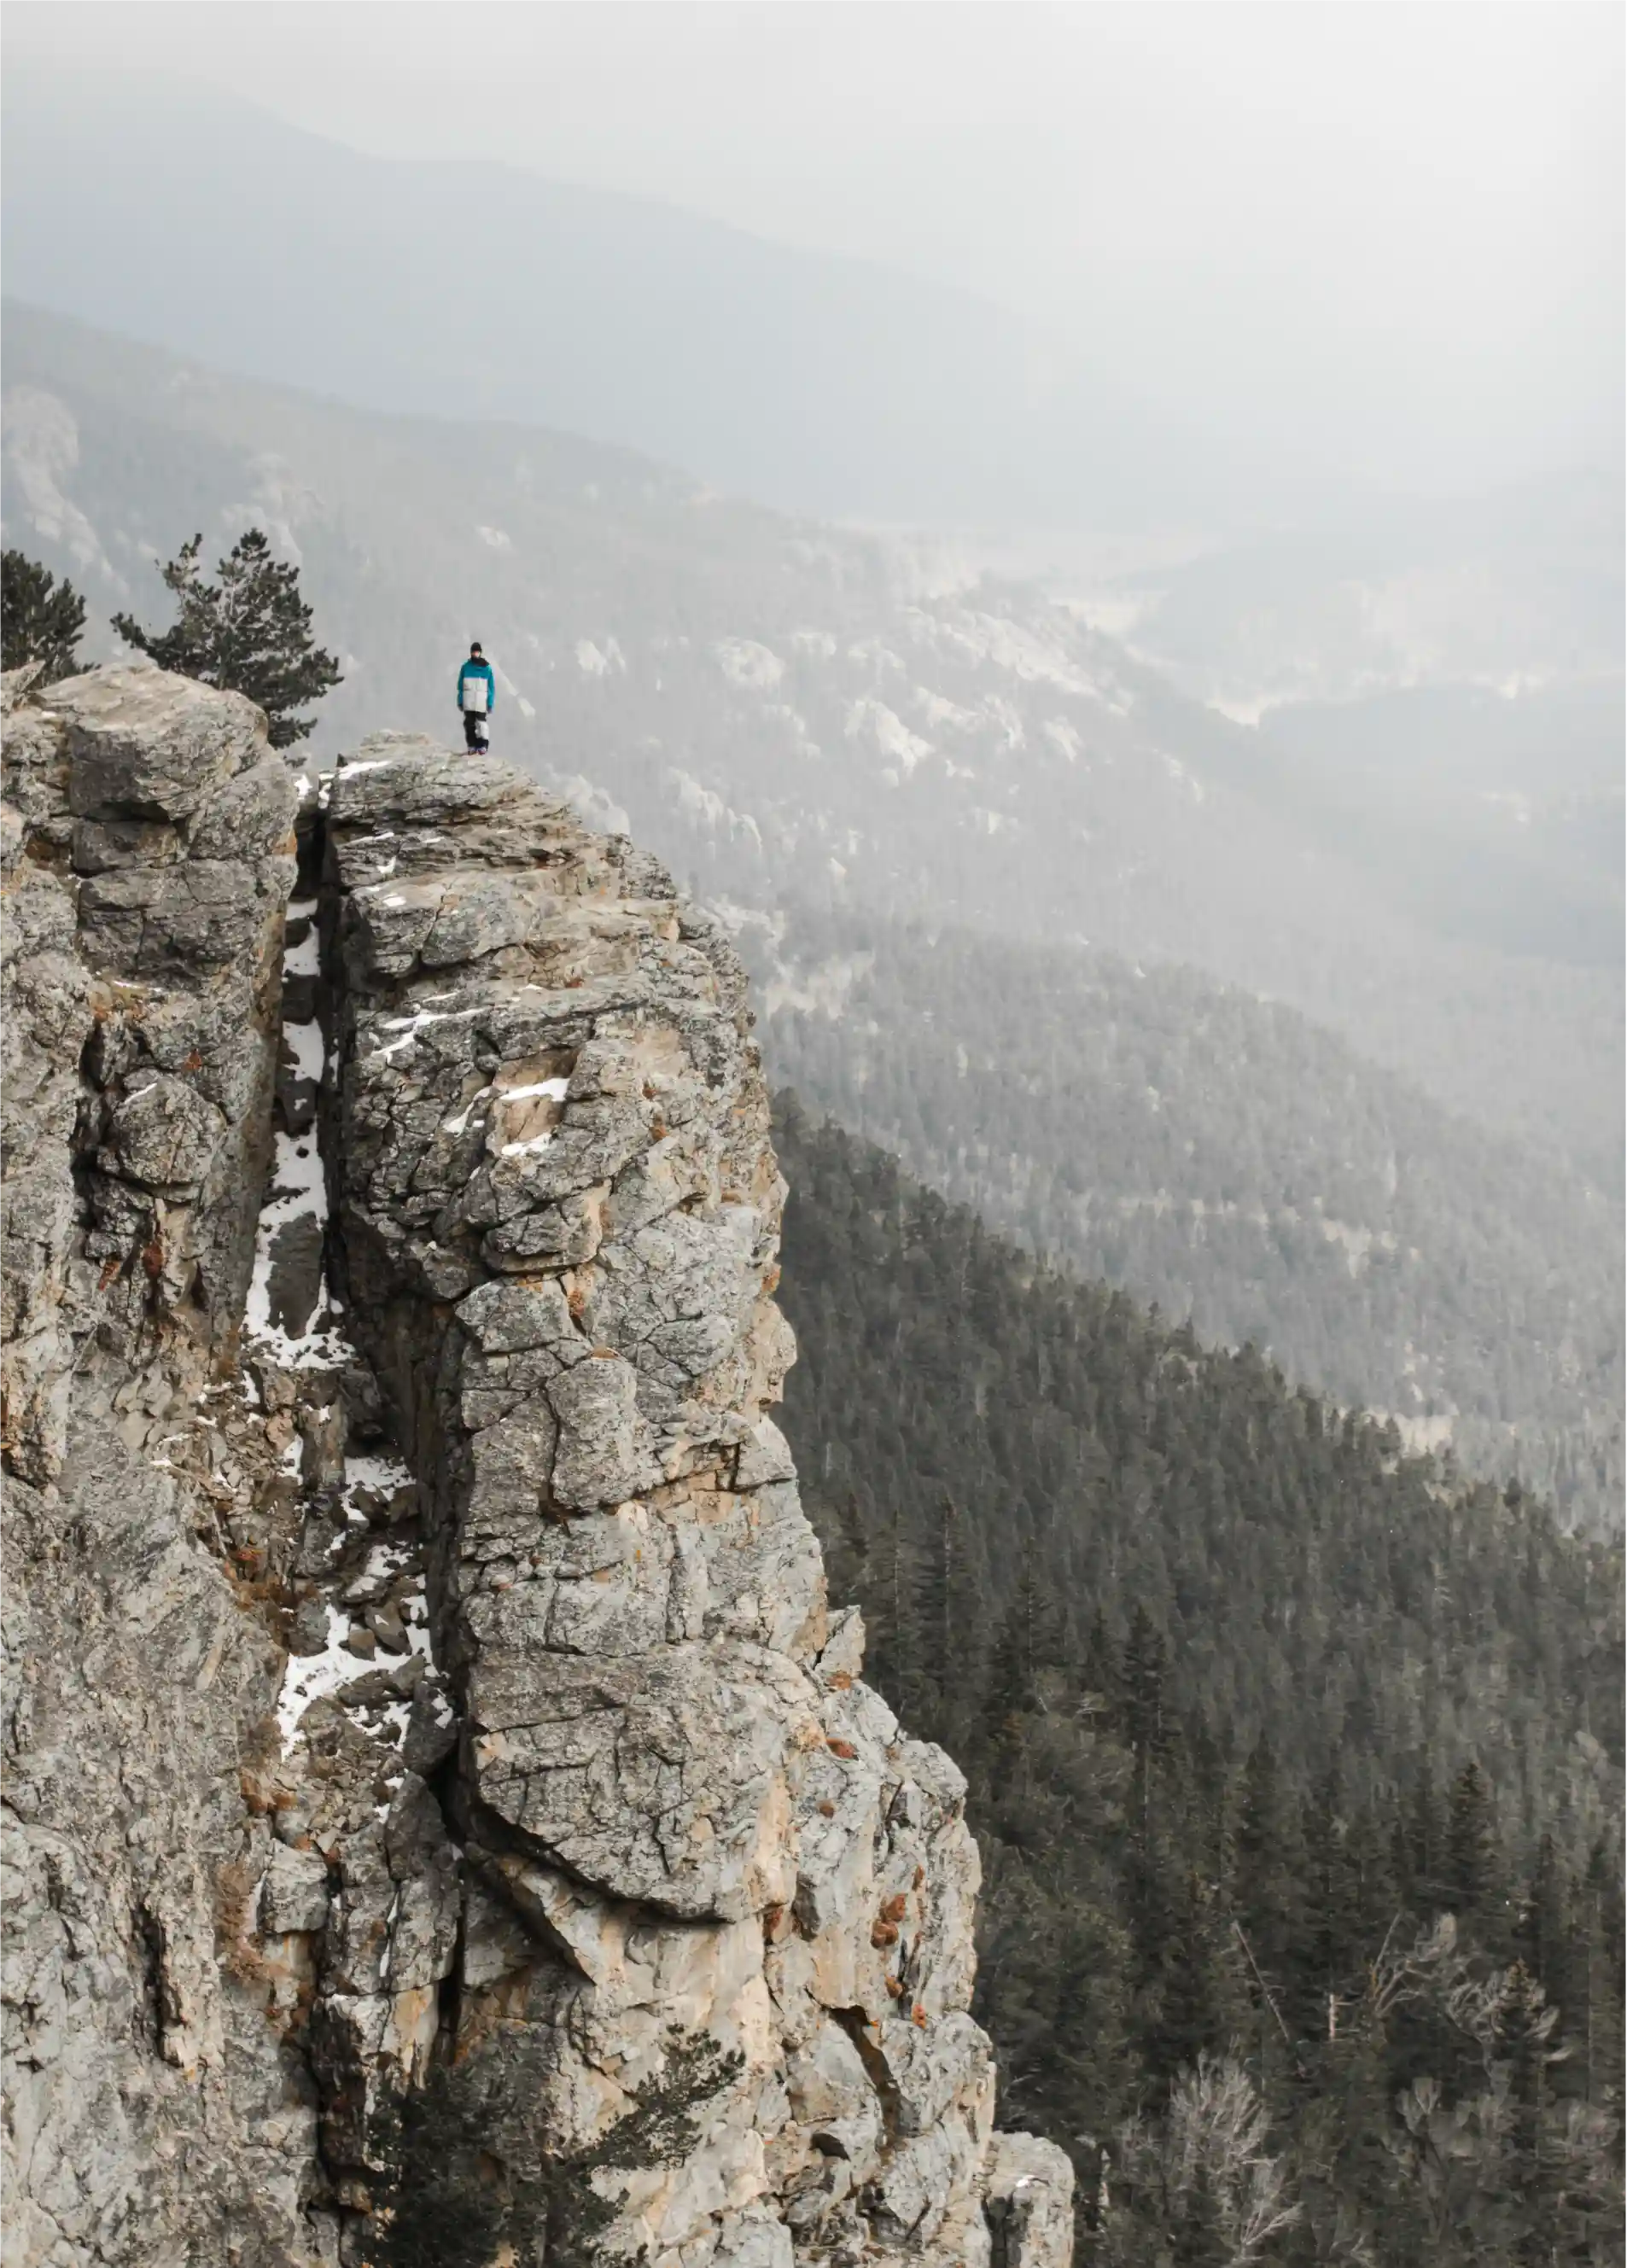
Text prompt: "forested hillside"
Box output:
[[746, 907, 1623, 1532], [773, 1101, 1624, 2265]]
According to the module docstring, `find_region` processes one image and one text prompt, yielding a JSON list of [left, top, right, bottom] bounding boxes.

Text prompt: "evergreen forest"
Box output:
[[772, 1099, 1624, 2267], [750, 907, 1623, 1535]]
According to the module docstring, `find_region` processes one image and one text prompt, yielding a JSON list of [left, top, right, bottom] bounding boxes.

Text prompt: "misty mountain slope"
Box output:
[[1248, 681, 1623, 967], [1034, 480, 1626, 971], [0, 63, 1233, 528], [1135, 664, 1624, 972], [3, 300, 1619, 1184], [738, 903, 1622, 1531], [1101, 477, 1624, 717]]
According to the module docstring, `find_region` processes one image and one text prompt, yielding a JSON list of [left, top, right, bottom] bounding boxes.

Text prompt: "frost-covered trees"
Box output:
[[1105, 2055, 1300, 2266]]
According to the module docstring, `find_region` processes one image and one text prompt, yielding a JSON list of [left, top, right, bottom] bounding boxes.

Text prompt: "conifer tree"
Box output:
[[1080, 1606, 1123, 1718], [112, 528, 341, 746], [912, 1493, 983, 1739], [915, 1492, 955, 1671], [1149, 1870, 1240, 2090], [862, 1499, 915, 1700], [1445, 1760, 1501, 1930], [1397, 1775, 1449, 1914], [1122, 1605, 1173, 1842], [1575, 1840, 1626, 2108], [1048, 1905, 1136, 2148], [2, 549, 86, 682], [985, 1548, 1047, 1773], [1233, 1738, 1299, 1985], [1298, 1772, 1363, 2047], [1513, 1832, 1572, 2027]]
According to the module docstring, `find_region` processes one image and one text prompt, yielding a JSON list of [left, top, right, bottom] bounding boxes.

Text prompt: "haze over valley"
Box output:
[[2, 18, 1620, 2263], [5, 291, 1621, 1526]]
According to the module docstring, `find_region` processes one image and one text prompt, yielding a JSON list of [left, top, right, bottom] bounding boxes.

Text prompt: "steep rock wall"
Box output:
[[1, 670, 1072, 2268], [2, 663, 319, 2263], [2, 661, 294, 1473]]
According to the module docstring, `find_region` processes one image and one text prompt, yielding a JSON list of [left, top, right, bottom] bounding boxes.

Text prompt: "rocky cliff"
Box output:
[[1, 664, 1072, 2268]]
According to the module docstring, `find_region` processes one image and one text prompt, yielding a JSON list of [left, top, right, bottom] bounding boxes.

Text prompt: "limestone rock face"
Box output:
[[2, 661, 294, 1481], [3, 665, 318, 2265], [2, 685, 1072, 2268]]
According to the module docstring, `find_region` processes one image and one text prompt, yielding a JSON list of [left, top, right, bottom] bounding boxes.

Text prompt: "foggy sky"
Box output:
[[7, 1, 1622, 498]]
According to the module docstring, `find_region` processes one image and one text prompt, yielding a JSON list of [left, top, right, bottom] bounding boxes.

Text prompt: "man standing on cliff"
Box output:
[[457, 640, 495, 751]]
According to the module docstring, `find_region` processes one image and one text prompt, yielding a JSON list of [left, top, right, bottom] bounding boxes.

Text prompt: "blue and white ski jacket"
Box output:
[[457, 657, 496, 714]]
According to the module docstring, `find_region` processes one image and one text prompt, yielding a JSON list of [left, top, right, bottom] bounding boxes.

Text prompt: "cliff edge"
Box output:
[[2, 664, 1072, 2268]]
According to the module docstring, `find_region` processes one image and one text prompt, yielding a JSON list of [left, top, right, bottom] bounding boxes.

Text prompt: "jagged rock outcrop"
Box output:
[[2, 662, 318, 2263], [2, 661, 293, 1476], [2, 669, 1072, 2267]]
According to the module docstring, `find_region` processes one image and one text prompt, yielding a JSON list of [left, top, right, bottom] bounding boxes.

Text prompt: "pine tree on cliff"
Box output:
[[112, 529, 341, 747], [2, 549, 86, 682]]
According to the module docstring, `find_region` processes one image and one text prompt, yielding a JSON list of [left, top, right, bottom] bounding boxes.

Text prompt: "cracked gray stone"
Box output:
[[1, 705, 1070, 2268]]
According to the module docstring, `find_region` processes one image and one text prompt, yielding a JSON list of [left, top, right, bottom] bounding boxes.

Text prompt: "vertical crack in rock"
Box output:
[[2, 675, 1070, 2268], [245, 811, 464, 2237]]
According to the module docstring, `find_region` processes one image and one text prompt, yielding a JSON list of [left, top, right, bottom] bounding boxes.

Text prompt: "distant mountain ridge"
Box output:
[[1, 63, 1250, 530]]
